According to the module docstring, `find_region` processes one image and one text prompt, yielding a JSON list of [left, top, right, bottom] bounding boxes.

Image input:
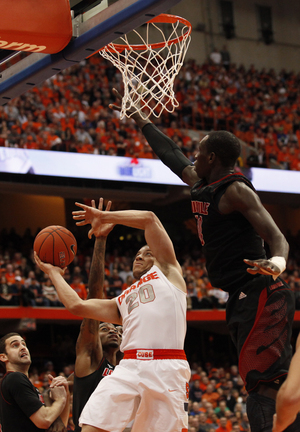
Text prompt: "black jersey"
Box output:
[[190, 173, 266, 293], [0, 371, 44, 432], [73, 357, 114, 432]]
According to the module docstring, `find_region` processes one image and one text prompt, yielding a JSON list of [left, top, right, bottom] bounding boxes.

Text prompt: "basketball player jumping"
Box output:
[[109, 89, 299, 432], [34, 201, 191, 432]]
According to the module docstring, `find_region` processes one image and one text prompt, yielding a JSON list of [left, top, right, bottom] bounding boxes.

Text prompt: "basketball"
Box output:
[[34, 225, 77, 268]]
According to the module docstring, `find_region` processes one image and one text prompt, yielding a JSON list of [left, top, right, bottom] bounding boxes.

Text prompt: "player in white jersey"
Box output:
[[34, 199, 191, 432]]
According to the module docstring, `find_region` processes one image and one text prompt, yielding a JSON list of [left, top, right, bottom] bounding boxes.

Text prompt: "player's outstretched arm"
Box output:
[[109, 88, 196, 186], [73, 203, 185, 290], [73, 204, 176, 267], [34, 252, 121, 324], [75, 199, 114, 377], [273, 334, 300, 432]]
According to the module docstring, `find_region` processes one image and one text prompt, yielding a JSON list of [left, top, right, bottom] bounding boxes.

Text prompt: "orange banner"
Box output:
[[0, 0, 72, 54]]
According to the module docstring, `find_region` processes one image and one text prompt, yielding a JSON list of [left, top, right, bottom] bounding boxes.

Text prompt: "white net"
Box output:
[[99, 14, 192, 119]]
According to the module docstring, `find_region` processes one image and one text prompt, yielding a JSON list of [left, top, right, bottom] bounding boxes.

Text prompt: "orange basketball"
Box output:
[[34, 225, 77, 268]]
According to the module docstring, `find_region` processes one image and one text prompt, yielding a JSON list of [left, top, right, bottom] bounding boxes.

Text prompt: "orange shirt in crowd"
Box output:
[[70, 282, 87, 299], [201, 391, 220, 408]]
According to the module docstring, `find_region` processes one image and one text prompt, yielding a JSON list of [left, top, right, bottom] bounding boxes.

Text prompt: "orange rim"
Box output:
[[101, 13, 192, 53]]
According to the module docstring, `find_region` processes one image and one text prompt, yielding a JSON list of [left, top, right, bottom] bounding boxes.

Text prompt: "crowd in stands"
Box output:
[[1, 52, 300, 170], [1, 225, 300, 311]]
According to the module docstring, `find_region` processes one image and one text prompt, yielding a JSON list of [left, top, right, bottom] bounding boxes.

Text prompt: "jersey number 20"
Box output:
[[125, 284, 156, 314]]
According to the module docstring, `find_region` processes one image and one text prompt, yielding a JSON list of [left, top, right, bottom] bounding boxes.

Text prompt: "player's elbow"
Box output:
[[277, 385, 300, 411], [145, 211, 160, 227], [68, 298, 84, 316]]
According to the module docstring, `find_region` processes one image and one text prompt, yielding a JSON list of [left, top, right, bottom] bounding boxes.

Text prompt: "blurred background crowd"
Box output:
[[1, 217, 300, 310], [1, 52, 300, 171]]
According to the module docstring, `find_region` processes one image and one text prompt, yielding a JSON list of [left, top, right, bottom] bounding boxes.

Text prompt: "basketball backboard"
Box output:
[[0, 0, 183, 105]]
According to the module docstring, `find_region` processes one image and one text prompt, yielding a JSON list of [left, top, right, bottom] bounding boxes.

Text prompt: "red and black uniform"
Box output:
[[140, 122, 299, 432], [190, 173, 295, 393], [0, 371, 45, 432], [72, 357, 114, 432]]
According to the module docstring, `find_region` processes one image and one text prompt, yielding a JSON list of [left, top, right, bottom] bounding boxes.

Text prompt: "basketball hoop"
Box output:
[[99, 14, 192, 119]]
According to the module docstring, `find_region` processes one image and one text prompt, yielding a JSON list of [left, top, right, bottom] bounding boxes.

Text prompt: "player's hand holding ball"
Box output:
[[34, 251, 65, 277], [34, 225, 77, 275]]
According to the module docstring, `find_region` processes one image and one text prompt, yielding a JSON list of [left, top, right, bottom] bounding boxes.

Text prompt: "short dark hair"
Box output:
[[0, 333, 21, 355], [206, 130, 241, 167]]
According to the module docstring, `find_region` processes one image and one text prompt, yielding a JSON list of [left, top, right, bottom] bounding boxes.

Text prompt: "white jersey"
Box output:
[[115, 265, 187, 352]]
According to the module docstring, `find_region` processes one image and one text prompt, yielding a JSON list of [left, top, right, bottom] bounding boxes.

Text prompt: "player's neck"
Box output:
[[103, 348, 118, 366], [207, 167, 235, 184], [6, 364, 29, 376]]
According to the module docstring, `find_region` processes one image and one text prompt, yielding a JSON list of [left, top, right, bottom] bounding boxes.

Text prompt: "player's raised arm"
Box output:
[[73, 204, 175, 267], [109, 88, 197, 187], [73, 201, 185, 291], [75, 198, 115, 377]]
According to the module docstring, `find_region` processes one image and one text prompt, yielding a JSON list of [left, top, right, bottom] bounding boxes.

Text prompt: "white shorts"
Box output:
[[79, 358, 191, 432]]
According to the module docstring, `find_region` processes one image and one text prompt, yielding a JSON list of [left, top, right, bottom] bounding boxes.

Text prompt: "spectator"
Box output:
[[121, 274, 134, 291], [0, 275, 19, 306], [118, 264, 133, 283], [215, 400, 231, 418], [29, 277, 49, 307], [202, 384, 221, 409], [5, 263, 16, 284], [106, 268, 123, 298], [200, 375, 210, 392], [220, 45, 231, 70], [42, 278, 64, 307], [210, 48, 222, 65], [70, 275, 87, 300], [190, 401, 202, 416], [198, 412, 212, 432], [190, 379, 203, 402], [216, 416, 231, 432], [223, 386, 237, 412], [240, 412, 250, 432]]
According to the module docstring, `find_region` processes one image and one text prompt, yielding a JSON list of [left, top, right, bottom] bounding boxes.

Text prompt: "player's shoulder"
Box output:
[[2, 371, 25, 382], [225, 178, 255, 198], [157, 262, 186, 293], [220, 180, 258, 213]]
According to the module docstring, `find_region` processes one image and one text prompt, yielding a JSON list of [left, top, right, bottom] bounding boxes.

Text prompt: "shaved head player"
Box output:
[[109, 90, 300, 432]]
